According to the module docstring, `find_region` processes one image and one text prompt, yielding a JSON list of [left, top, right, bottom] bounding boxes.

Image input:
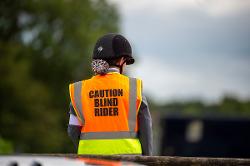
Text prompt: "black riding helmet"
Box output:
[[93, 33, 134, 65]]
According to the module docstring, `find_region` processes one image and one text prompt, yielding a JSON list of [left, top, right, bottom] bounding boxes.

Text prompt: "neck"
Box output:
[[108, 67, 120, 73]]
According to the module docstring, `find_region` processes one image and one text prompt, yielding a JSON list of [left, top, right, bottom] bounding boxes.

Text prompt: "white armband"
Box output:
[[69, 114, 82, 126]]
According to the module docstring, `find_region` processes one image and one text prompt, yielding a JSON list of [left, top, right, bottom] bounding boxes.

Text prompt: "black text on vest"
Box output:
[[89, 89, 123, 116]]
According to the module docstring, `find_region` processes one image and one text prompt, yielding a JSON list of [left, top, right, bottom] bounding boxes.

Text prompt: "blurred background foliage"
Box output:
[[0, 0, 249, 154], [150, 96, 250, 117], [0, 0, 119, 153]]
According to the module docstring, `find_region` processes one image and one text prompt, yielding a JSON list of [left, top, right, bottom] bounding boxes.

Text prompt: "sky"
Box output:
[[108, 0, 250, 104]]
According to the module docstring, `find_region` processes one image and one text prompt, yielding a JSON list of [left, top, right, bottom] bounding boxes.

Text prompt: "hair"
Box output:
[[91, 58, 122, 75], [91, 59, 109, 75]]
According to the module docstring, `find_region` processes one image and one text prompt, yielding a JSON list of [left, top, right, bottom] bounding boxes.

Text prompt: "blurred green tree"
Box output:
[[154, 96, 250, 117], [0, 0, 119, 153], [0, 137, 13, 154], [218, 96, 250, 116]]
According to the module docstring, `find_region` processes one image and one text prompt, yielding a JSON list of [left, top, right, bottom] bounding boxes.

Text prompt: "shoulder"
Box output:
[[69, 81, 82, 89], [123, 74, 142, 82], [69, 77, 93, 87], [69, 79, 89, 93]]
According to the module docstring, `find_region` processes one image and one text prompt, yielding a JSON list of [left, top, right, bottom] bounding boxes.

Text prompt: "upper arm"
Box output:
[[69, 103, 83, 126]]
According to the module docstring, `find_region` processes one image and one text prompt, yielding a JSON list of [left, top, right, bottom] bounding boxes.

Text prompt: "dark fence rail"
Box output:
[[28, 154, 250, 166]]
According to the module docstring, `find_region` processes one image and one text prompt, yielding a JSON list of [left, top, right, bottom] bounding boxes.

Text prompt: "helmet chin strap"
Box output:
[[114, 60, 126, 74], [120, 61, 126, 74]]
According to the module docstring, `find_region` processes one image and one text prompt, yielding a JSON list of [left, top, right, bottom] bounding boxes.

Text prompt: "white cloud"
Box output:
[[109, 0, 250, 17], [119, 0, 250, 56], [196, 0, 250, 17]]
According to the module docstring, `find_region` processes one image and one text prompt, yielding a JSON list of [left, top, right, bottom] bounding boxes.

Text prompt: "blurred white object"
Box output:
[[0, 156, 144, 166], [186, 120, 203, 143], [0, 156, 85, 166]]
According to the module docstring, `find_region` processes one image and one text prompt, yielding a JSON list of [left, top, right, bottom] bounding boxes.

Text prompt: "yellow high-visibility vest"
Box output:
[[69, 72, 142, 154]]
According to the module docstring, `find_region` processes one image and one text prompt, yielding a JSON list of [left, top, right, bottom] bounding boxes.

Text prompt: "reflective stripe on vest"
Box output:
[[69, 81, 84, 124], [80, 131, 138, 139], [129, 78, 137, 132]]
